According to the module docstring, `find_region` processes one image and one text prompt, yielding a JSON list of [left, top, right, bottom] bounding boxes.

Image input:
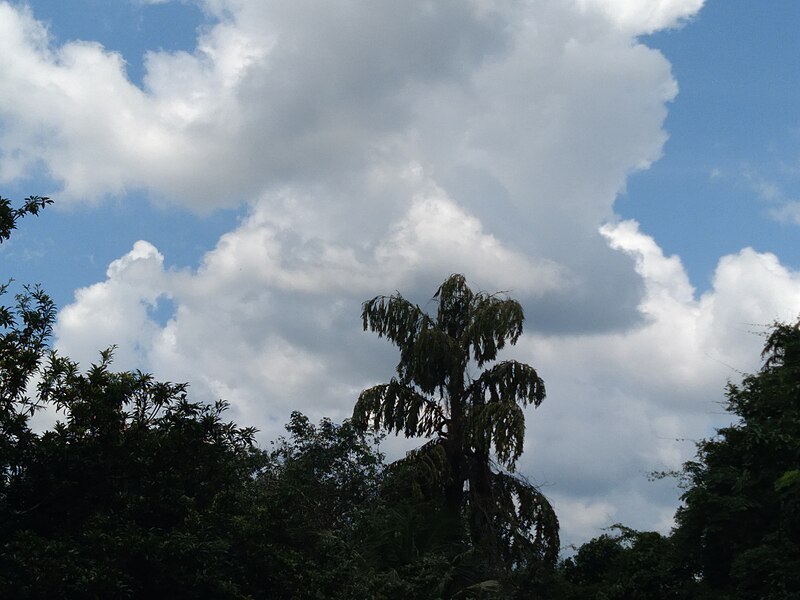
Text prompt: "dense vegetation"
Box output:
[[560, 321, 800, 599], [1, 197, 798, 597]]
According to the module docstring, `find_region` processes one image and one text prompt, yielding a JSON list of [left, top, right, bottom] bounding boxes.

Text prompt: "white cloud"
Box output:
[[575, 0, 704, 34], [374, 181, 566, 296], [16, 0, 789, 550], [519, 221, 800, 544], [769, 201, 800, 225], [55, 241, 170, 370], [0, 0, 690, 330], [555, 498, 617, 545], [54, 218, 800, 547], [0, 1, 679, 220], [53, 180, 563, 424]]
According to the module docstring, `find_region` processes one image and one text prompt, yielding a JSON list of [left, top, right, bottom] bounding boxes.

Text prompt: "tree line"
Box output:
[[1, 197, 798, 598]]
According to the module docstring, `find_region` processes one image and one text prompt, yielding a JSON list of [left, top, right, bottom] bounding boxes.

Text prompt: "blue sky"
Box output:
[[2, 0, 799, 548], [2, 0, 232, 309], [624, 0, 800, 289], [22, 0, 206, 85]]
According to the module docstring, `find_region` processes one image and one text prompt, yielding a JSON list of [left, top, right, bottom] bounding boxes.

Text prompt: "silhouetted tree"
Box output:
[[559, 526, 695, 599], [561, 320, 800, 599], [671, 321, 800, 598], [1, 196, 54, 546], [354, 274, 559, 590], [0, 195, 51, 245]]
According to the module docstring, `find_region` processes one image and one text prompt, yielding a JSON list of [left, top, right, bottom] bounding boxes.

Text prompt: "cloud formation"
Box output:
[[577, 0, 703, 33], [0, 0, 691, 329], [53, 215, 800, 545], [522, 221, 800, 541], [12, 0, 800, 548], [0, 0, 694, 334]]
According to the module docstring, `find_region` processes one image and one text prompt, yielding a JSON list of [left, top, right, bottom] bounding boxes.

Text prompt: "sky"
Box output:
[[1, 0, 799, 550]]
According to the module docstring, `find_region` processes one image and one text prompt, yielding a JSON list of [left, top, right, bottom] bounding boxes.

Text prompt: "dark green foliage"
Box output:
[[559, 526, 696, 599], [246, 412, 385, 599], [1, 333, 390, 598], [0, 285, 55, 496], [1, 197, 54, 503], [0, 195, 51, 244], [670, 321, 800, 598], [354, 274, 558, 594], [1, 348, 391, 598], [1, 349, 264, 598]]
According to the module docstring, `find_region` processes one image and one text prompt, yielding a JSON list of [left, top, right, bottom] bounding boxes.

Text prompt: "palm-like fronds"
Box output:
[[489, 471, 560, 567], [354, 379, 446, 438], [356, 274, 559, 577]]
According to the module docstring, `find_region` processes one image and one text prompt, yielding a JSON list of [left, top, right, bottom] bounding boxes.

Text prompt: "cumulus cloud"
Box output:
[[519, 221, 800, 543], [0, 1, 676, 214], [575, 0, 704, 34], [54, 180, 563, 424], [55, 241, 171, 369], [17, 0, 792, 549], [0, 0, 692, 331], [54, 215, 800, 546]]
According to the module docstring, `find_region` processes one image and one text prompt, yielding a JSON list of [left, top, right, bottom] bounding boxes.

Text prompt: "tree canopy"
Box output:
[[2, 195, 799, 598], [669, 322, 800, 598], [559, 321, 800, 599]]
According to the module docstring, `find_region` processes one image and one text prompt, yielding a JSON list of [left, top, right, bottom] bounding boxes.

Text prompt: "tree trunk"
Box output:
[[469, 456, 499, 564], [444, 384, 466, 520]]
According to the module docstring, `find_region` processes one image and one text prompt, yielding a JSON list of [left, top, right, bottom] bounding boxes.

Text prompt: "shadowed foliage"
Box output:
[[0, 195, 51, 245], [5, 195, 799, 597], [354, 274, 559, 592], [559, 320, 800, 599], [670, 321, 800, 598]]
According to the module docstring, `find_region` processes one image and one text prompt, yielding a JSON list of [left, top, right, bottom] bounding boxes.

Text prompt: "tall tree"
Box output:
[[353, 274, 559, 577]]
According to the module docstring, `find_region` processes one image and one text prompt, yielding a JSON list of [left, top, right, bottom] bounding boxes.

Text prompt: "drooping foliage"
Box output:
[[353, 274, 559, 588]]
